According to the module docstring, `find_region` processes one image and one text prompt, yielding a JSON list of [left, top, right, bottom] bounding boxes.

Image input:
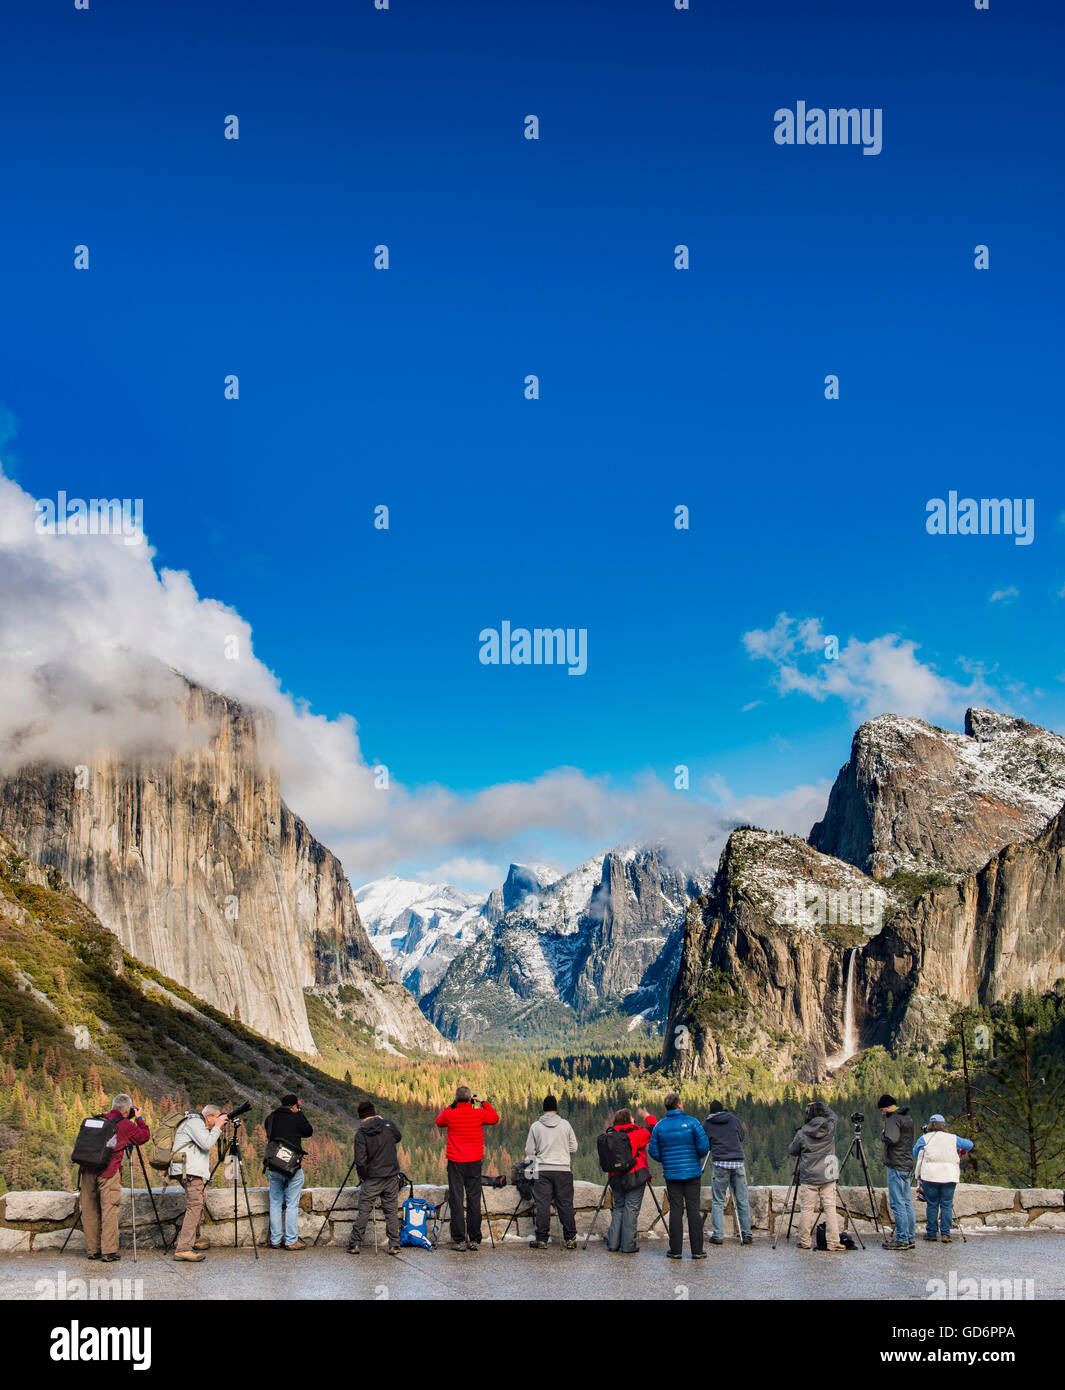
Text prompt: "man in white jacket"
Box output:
[[525, 1095, 578, 1250], [169, 1105, 230, 1262], [913, 1114, 974, 1244]]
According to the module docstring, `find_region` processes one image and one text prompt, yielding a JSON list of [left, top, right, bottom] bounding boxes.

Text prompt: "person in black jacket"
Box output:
[[264, 1094, 313, 1250], [348, 1101, 403, 1255], [703, 1100, 753, 1246], [878, 1093, 916, 1251]]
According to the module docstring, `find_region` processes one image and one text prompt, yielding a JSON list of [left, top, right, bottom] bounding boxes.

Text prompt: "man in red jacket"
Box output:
[[435, 1085, 499, 1250], [79, 1093, 150, 1263]]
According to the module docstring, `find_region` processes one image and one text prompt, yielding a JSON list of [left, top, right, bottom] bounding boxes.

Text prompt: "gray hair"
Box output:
[[664, 1092, 682, 1110], [112, 1094, 133, 1111], [201, 1104, 221, 1118]]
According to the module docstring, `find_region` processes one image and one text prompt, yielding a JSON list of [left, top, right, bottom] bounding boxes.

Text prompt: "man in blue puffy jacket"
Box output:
[[647, 1093, 710, 1259]]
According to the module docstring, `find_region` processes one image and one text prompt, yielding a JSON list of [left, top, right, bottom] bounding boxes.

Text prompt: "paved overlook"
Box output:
[[4, 1236, 1064, 1302]]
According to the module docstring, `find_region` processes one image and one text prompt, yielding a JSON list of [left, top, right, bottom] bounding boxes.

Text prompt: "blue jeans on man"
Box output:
[[606, 1182, 645, 1252], [887, 1166, 915, 1242], [711, 1164, 752, 1240], [268, 1165, 305, 1247], [922, 1180, 957, 1238]]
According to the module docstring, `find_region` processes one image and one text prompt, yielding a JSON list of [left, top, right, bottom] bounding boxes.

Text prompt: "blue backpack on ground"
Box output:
[[400, 1177, 438, 1250]]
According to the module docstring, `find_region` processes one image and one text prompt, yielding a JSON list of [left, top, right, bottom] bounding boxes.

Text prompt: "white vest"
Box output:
[[919, 1130, 961, 1184]]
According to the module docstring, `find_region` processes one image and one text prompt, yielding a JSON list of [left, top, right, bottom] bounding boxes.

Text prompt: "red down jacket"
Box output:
[[435, 1100, 499, 1162]]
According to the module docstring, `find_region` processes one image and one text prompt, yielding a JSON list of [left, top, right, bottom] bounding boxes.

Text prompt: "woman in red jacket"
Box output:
[[435, 1085, 499, 1250], [605, 1106, 657, 1255]]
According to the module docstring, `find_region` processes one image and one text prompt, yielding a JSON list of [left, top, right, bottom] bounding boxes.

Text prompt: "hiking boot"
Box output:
[[85, 1252, 102, 1261], [101, 1254, 120, 1263], [901, 1240, 915, 1250], [667, 1251, 683, 1260], [466, 1241, 480, 1252], [268, 1241, 284, 1250], [192, 1239, 211, 1252], [387, 1246, 401, 1256], [528, 1239, 549, 1249], [449, 1240, 467, 1251], [691, 1251, 708, 1260], [882, 1239, 906, 1250], [741, 1234, 753, 1245], [285, 1239, 307, 1251], [941, 1235, 953, 1244], [347, 1245, 360, 1255], [563, 1239, 577, 1250], [826, 1244, 847, 1252], [923, 1234, 938, 1242], [173, 1250, 205, 1262]]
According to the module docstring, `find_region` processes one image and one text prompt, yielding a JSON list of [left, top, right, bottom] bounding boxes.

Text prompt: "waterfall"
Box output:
[[828, 947, 859, 1069]]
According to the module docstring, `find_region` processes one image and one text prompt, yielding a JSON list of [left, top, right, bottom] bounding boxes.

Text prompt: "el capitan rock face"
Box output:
[[809, 709, 1065, 879], [0, 679, 449, 1057]]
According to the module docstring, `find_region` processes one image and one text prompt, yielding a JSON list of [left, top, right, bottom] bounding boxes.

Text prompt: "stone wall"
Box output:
[[1, 1182, 1062, 1253]]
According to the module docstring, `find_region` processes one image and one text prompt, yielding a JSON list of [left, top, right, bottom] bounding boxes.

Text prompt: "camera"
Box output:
[[227, 1100, 252, 1121], [851, 1111, 864, 1126], [482, 1174, 507, 1188]]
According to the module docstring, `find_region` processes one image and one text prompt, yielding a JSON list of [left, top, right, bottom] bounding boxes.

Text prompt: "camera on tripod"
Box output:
[[482, 1174, 507, 1189], [850, 1111, 864, 1129], [227, 1100, 252, 1123]]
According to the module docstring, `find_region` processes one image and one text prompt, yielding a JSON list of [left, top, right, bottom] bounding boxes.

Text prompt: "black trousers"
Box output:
[[351, 1174, 400, 1248], [533, 1169, 576, 1242], [447, 1160, 483, 1242], [666, 1176, 704, 1256]]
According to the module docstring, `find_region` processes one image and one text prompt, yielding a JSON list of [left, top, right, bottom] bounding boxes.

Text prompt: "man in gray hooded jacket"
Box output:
[[787, 1100, 844, 1252], [525, 1095, 578, 1249]]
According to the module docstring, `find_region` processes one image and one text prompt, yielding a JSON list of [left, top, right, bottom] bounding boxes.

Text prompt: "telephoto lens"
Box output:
[[228, 1100, 253, 1120]]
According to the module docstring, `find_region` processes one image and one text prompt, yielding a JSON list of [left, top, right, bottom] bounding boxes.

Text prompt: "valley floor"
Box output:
[[3, 1234, 1063, 1302]]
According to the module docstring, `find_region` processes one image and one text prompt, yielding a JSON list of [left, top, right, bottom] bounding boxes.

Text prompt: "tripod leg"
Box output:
[[128, 1151, 138, 1264], [583, 1178, 612, 1248], [481, 1188, 496, 1248], [855, 1137, 882, 1234], [236, 1156, 260, 1259], [61, 1177, 83, 1255], [834, 1181, 864, 1250], [134, 1147, 171, 1251], [314, 1155, 359, 1246]]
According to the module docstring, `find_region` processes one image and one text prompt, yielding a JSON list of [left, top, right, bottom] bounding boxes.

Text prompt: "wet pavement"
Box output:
[[4, 1233, 1063, 1301]]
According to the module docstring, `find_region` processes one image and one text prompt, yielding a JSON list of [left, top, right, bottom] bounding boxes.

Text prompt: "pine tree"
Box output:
[[972, 1003, 1065, 1188]]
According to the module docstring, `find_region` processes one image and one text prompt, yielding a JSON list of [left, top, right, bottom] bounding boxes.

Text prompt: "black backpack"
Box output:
[[71, 1114, 119, 1171], [598, 1127, 637, 1177]]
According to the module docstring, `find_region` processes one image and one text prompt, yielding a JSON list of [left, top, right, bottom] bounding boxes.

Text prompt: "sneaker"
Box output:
[[285, 1239, 307, 1251], [387, 1246, 401, 1256], [268, 1241, 284, 1250], [563, 1239, 577, 1250], [347, 1245, 360, 1255], [741, 1234, 753, 1245], [923, 1234, 938, 1242], [901, 1240, 916, 1250], [667, 1251, 683, 1260], [466, 1241, 480, 1252], [449, 1240, 467, 1251], [173, 1250, 205, 1262], [708, 1236, 724, 1246], [882, 1239, 905, 1251], [528, 1239, 549, 1249], [101, 1253, 120, 1263], [85, 1253, 102, 1261], [691, 1251, 708, 1260]]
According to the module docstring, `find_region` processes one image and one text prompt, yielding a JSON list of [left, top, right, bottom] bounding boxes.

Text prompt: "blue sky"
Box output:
[[2, 0, 1063, 888]]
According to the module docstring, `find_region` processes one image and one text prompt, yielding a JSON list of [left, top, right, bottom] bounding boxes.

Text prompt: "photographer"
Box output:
[[435, 1085, 499, 1251], [348, 1101, 402, 1256], [264, 1093, 313, 1251], [787, 1100, 845, 1252], [525, 1094, 579, 1250], [878, 1093, 915, 1252], [913, 1115, 974, 1244], [703, 1100, 753, 1247], [170, 1104, 230, 1263], [647, 1093, 709, 1260], [604, 1106, 656, 1255], [78, 1093, 150, 1264]]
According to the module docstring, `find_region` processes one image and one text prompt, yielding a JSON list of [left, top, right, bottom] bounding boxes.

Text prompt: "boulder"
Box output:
[[0, 1228, 32, 1252], [1029, 1211, 1065, 1230], [950, 1185, 1016, 1217], [1019, 1189, 1064, 1210], [3, 1191, 77, 1222], [33, 1228, 88, 1251], [982, 1211, 1029, 1229]]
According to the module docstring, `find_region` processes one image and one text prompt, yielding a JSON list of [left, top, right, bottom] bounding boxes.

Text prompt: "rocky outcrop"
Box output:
[[810, 708, 1065, 879], [0, 678, 449, 1056], [664, 830, 898, 1081], [860, 803, 1065, 1050], [427, 850, 706, 1041]]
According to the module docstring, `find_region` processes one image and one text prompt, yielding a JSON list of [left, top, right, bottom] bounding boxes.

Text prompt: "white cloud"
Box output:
[[742, 612, 1003, 725], [989, 586, 1018, 605], [0, 468, 833, 884]]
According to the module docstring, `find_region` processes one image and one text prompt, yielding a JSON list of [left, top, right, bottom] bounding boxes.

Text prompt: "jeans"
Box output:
[[447, 1160, 483, 1243], [887, 1166, 915, 1241], [922, 1180, 957, 1237], [711, 1164, 752, 1239], [533, 1169, 576, 1242], [665, 1177, 703, 1256], [268, 1166, 305, 1247], [606, 1182, 645, 1252]]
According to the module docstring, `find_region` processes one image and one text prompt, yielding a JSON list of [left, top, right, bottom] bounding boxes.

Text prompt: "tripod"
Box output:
[[211, 1120, 259, 1259], [439, 1187, 496, 1248], [838, 1114, 882, 1236], [314, 1153, 359, 1246], [61, 1143, 171, 1256], [584, 1174, 666, 1247], [773, 1139, 867, 1252]]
